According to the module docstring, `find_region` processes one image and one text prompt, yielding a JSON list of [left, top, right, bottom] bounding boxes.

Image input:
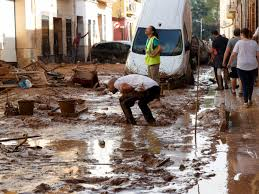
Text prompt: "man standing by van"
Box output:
[[145, 26, 161, 83]]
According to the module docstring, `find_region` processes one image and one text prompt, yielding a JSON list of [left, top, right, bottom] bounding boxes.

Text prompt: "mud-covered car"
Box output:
[[88, 41, 131, 64]]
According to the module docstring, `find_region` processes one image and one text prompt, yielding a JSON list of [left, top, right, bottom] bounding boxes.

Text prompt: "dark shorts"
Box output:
[[229, 67, 239, 78]]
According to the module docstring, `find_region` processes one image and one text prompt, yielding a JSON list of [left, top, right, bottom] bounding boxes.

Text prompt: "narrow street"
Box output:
[[1, 0, 259, 193], [0, 63, 257, 193], [0, 64, 218, 193]]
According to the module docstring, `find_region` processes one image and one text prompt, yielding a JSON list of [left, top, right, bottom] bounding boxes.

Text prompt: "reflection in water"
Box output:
[[87, 140, 116, 177], [49, 140, 87, 161], [27, 139, 51, 147], [188, 142, 228, 194], [139, 127, 161, 154]]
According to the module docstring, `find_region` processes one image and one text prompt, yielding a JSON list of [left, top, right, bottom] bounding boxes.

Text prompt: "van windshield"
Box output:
[[132, 28, 183, 56]]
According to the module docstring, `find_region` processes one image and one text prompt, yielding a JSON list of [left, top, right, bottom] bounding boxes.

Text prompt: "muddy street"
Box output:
[[0, 64, 258, 194]]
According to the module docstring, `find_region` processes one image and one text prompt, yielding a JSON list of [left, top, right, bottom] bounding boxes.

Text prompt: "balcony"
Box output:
[[227, 0, 236, 13], [226, 0, 236, 19], [97, 0, 116, 5], [126, 2, 137, 16]]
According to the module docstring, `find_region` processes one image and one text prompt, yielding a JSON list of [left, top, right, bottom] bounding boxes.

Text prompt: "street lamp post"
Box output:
[[195, 19, 203, 40]]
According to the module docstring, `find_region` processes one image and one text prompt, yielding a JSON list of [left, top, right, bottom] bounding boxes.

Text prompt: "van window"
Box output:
[[132, 28, 183, 56]]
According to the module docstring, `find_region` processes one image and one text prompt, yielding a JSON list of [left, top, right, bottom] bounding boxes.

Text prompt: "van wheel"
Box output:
[[185, 62, 195, 85]]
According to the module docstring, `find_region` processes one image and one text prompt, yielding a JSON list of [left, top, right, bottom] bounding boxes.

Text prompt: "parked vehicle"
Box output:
[[125, 0, 193, 86], [88, 41, 131, 64]]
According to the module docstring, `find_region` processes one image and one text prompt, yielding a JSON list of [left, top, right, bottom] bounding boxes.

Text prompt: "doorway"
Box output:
[[42, 16, 50, 58], [53, 17, 63, 63], [66, 19, 72, 57], [77, 16, 85, 61]]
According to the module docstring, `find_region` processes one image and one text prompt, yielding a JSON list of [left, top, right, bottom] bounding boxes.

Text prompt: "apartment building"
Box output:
[[0, 0, 115, 66], [112, 0, 142, 41]]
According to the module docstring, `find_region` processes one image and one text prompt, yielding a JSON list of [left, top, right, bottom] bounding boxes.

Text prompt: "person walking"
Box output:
[[228, 28, 259, 108], [72, 32, 88, 63], [223, 28, 242, 95], [211, 30, 229, 90], [145, 26, 161, 83], [108, 74, 161, 125]]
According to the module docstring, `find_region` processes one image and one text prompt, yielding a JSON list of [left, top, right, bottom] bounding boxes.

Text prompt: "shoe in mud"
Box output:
[[216, 87, 224, 91], [148, 120, 157, 126], [126, 119, 137, 125], [244, 103, 249, 108]]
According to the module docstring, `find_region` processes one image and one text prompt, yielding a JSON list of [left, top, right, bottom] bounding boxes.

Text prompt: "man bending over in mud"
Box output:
[[108, 74, 161, 125]]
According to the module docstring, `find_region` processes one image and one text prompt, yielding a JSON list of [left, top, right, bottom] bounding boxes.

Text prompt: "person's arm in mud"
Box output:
[[227, 52, 237, 68]]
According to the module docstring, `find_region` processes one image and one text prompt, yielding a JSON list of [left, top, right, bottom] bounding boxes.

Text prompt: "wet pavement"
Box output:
[[0, 65, 259, 193]]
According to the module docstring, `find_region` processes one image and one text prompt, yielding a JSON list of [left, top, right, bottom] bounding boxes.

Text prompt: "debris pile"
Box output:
[[72, 67, 99, 88], [0, 60, 48, 89]]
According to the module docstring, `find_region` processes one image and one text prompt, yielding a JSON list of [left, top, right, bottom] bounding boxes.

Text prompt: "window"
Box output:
[[66, 19, 72, 56], [132, 28, 183, 56]]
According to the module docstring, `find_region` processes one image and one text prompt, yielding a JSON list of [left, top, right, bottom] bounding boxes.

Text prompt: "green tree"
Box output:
[[191, 0, 220, 40]]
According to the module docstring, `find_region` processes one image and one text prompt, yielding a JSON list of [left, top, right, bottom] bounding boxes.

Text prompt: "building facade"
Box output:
[[222, 0, 259, 37], [112, 0, 142, 41], [0, 0, 115, 67], [220, 0, 235, 38]]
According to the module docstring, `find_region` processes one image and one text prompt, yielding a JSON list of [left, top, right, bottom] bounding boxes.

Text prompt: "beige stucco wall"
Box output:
[[15, 0, 58, 66], [15, 0, 77, 66], [112, 0, 125, 18], [220, 0, 235, 38], [15, 0, 114, 66]]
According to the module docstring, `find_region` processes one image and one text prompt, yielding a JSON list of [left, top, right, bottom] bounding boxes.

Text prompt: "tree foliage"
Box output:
[[191, 0, 220, 40]]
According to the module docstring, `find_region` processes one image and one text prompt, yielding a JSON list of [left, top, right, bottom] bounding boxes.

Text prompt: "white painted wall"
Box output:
[[76, 0, 113, 45], [0, 0, 17, 62]]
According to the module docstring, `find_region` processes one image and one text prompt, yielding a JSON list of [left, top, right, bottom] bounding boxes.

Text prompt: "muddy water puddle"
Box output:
[[0, 68, 230, 193]]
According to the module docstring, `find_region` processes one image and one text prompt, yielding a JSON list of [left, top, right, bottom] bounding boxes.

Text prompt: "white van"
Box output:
[[125, 0, 193, 86]]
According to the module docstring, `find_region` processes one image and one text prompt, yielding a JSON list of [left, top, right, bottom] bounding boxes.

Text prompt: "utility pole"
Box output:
[[200, 18, 203, 40], [195, 19, 203, 40]]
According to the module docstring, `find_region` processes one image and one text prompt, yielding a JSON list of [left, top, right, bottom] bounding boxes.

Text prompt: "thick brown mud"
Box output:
[[1, 64, 257, 194]]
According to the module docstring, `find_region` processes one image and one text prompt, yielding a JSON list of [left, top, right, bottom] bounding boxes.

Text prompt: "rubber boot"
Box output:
[[217, 75, 224, 90], [223, 68, 229, 89]]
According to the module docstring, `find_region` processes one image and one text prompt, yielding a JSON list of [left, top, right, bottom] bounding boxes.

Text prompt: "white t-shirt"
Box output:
[[114, 74, 159, 92], [233, 40, 259, 71]]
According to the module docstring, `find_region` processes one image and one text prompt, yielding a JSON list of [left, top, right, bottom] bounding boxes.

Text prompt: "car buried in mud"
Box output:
[[88, 41, 131, 64]]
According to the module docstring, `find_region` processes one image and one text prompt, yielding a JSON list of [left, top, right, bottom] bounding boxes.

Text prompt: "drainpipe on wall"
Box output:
[[73, 0, 76, 36]]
